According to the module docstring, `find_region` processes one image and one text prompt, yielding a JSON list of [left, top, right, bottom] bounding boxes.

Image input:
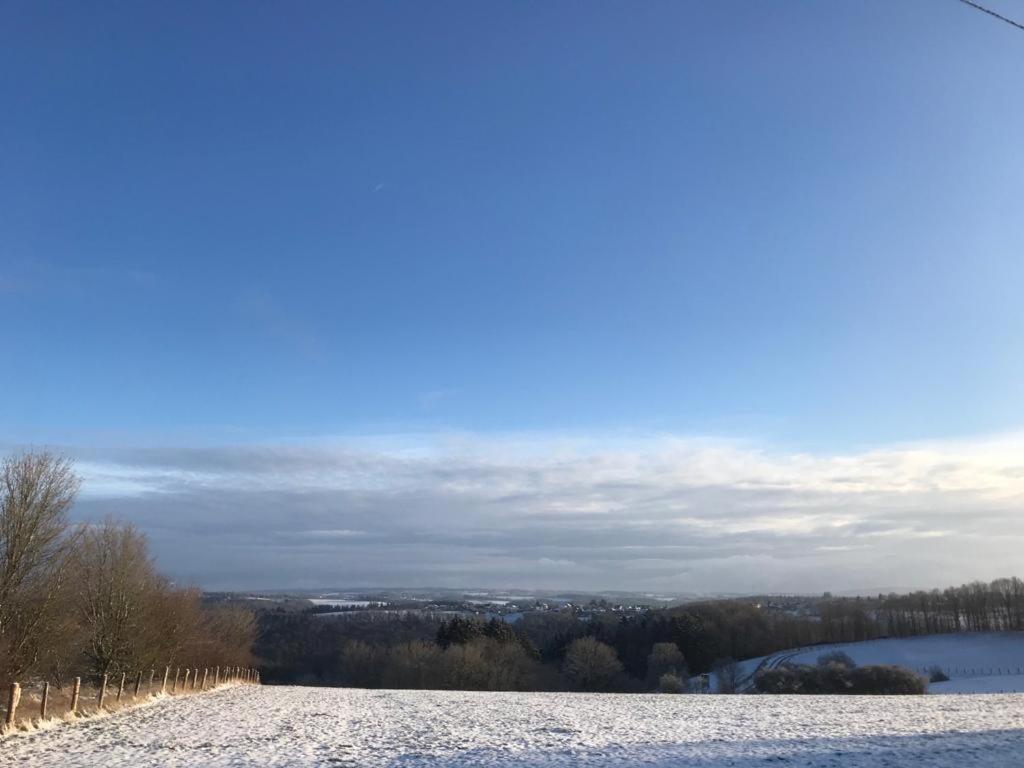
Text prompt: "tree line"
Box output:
[[256, 610, 690, 693], [256, 576, 1024, 694], [0, 451, 254, 685], [819, 579, 1024, 641]]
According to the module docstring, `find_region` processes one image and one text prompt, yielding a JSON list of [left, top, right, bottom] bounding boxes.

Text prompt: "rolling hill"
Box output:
[[734, 632, 1024, 694]]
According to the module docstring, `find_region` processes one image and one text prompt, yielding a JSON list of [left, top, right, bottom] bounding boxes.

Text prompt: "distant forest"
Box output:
[[256, 577, 1024, 693]]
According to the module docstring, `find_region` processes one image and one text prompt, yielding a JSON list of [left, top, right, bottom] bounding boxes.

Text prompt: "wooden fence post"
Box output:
[[98, 674, 108, 710], [162, 666, 170, 694], [183, 668, 191, 691], [4, 683, 20, 730], [70, 677, 81, 715], [117, 672, 127, 701], [201, 668, 209, 691], [133, 671, 143, 698], [148, 669, 155, 695], [40, 681, 49, 720], [214, 667, 220, 686]]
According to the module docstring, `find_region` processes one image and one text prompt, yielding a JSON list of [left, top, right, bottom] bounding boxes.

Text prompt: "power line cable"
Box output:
[[956, 0, 1024, 32]]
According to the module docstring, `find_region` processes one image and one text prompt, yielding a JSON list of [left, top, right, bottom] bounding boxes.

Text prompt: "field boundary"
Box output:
[[1, 666, 260, 737]]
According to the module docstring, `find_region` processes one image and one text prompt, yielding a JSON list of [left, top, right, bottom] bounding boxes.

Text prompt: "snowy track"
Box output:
[[3, 685, 1024, 766]]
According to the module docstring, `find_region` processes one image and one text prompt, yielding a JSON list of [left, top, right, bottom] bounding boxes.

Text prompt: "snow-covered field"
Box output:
[[749, 633, 1024, 694], [4, 685, 1024, 766]]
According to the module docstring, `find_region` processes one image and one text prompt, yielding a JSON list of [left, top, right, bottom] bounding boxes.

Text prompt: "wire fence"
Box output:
[[2, 665, 259, 735], [914, 666, 1024, 677]]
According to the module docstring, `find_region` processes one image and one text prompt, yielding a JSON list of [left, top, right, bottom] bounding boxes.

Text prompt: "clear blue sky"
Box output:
[[4, 2, 1024, 591], [3, 1, 1023, 450]]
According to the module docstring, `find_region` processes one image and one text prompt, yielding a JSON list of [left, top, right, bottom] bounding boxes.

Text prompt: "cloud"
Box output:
[[64, 430, 1024, 593]]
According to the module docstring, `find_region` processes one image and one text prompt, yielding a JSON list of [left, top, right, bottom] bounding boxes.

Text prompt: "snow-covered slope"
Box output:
[[750, 632, 1024, 694], [4, 685, 1024, 766]]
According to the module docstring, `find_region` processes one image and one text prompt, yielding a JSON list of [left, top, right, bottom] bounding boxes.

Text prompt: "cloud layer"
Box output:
[[67, 431, 1024, 593]]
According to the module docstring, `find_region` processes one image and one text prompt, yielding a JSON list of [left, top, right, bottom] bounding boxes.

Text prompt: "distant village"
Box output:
[[219, 589, 830, 624]]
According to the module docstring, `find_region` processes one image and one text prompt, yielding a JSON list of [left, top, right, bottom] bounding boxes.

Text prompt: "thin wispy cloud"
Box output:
[[66, 431, 1024, 593]]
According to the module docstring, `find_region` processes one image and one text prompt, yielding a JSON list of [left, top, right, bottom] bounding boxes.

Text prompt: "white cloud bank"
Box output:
[[67, 431, 1024, 593]]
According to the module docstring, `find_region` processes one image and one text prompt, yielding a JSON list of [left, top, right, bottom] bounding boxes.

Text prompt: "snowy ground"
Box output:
[[4, 685, 1024, 767], [745, 633, 1024, 694], [931, 674, 1024, 694]]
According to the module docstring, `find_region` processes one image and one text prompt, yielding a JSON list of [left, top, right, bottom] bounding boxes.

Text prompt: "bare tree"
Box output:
[[0, 451, 257, 684], [712, 657, 742, 693], [186, 602, 255, 669], [647, 641, 686, 687], [69, 520, 164, 678], [0, 451, 80, 680], [562, 637, 623, 691]]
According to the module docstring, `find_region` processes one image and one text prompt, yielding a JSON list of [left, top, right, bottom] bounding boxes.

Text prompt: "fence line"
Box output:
[[915, 665, 1024, 677], [1, 666, 260, 735]]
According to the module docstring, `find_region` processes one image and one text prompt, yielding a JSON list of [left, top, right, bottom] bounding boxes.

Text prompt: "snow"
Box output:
[[932, 674, 1024, 694], [780, 633, 1024, 672], [4, 685, 1024, 766], [756, 633, 1024, 694]]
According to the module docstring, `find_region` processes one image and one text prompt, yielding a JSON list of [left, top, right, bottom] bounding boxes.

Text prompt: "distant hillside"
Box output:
[[741, 632, 1024, 694]]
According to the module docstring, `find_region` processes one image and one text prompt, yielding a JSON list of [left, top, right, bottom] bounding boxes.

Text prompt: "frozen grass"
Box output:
[[1, 677, 237, 736], [3, 685, 1024, 766]]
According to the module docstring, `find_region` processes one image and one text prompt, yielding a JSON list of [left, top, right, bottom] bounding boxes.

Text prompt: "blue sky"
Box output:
[[2, 2, 1024, 590]]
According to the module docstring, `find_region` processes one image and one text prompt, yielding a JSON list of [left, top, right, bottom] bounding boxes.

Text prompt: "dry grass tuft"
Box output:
[[2, 677, 239, 736]]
